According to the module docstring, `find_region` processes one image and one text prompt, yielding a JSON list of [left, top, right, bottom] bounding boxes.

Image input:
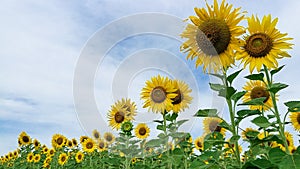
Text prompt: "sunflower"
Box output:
[[236, 15, 293, 73], [103, 132, 115, 145], [116, 98, 137, 120], [97, 139, 107, 152], [47, 148, 55, 157], [72, 138, 78, 146], [121, 121, 133, 133], [51, 134, 67, 149], [58, 153, 68, 166], [26, 152, 34, 163], [92, 129, 101, 140], [33, 154, 41, 163], [18, 131, 31, 146], [141, 75, 177, 113], [80, 136, 89, 144], [290, 112, 300, 131], [271, 132, 294, 152], [171, 80, 193, 113], [82, 138, 96, 153], [203, 117, 226, 136], [194, 136, 204, 151], [42, 146, 49, 154], [241, 128, 258, 139], [75, 151, 84, 163], [33, 139, 40, 150], [67, 140, 73, 148], [180, 0, 245, 73], [43, 157, 52, 168], [243, 80, 275, 111], [135, 123, 150, 139], [224, 141, 243, 156], [108, 103, 131, 130], [257, 131, 269, 140]]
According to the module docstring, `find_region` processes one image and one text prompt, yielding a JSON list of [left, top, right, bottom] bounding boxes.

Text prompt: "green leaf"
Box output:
[[251, 159, 273, 169], [209, 83, 224, 91], [244, 73, 264, 81], [227, 69, 243, 85], [284, 101, 300, 112], [145, 139, 163, 147], [269, 148, 286, 164], [157, 125, 164, 131], [252, 116, 271, 128], [219, 120, 232, 131], [245, 130, 259, 138], [194, 109, 218, 117], [268, 83, 288, 94], [209, 73, 224, 80], [231, 91, 246, 103], [238, 97, 265, 106], [153, 120, 163, 124], [229, 135, 240, 143], [218, 86, 236, 99], [176, 119, 189, 127], [270, 65, 285, 76], [237, 109, 261, 117]]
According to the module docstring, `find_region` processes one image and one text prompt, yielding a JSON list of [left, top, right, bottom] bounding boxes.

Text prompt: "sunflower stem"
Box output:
[[263, 66, 290, 154], [223, 70, 242, 168], [162, 112, 172, 169]]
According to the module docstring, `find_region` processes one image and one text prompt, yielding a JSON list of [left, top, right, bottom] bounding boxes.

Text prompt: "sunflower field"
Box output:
[[1, 0, 300, 168]]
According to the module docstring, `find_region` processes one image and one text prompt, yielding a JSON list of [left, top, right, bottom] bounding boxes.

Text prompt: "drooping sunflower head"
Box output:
[[135, 123, 150, 140], [236, 14, 293, 73], [171, 80, 193, 113], [203, 117, 226, 136], [243, 80, 275, 111], [82, 138, 96, 153], [116, 98, 137, 120], [103, 132, 115, 145], [58, 153, 68, 166], [180, 0, 245, 73], [75, 151, 84, 163], [290, 112, 300, 132], [194, 136, 204, 151], [141, 75, 177, 113], [92, 129, 101, 140], [241, 128, 259, 140], [97, 139, 107, 152], [51, 134, 67, 149], [18, 131, 31, 146]]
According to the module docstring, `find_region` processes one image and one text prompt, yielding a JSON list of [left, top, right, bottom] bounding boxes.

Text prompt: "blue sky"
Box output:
[[1, 0, 300, 155]]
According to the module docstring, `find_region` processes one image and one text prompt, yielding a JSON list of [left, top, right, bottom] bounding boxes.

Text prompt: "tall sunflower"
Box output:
[[203, 117, 226, 136], [171, 80, 193, 113], [108, 106, 128, 130], [236, 15, 293, 73], [290, 112, 300, 131], [243, 80, 274, 111], [18, 131, 31, 146], [135, 123, 150, 140], [141, 75, 177, 113], [58, 153, 68, 166], [180, 0, 245, 73], [82, 138, 96, 153]]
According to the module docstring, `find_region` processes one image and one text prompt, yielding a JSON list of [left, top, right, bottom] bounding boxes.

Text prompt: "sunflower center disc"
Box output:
[[106, 135, 112, 142], [115, 112, 125, 123], [86, 142, 93, 149], [196, 19, 231, 55], [209, 121, 221, 132], [23, 136, 29, 143], [151, 87, 167, 103], [57, 138, 63, 145], [61, 156, 66, 161], [78, 155, 82, 159], [197, 141, 202, 148], [172, 89, 182, 105], [94, 133, 99, 139], [245, 33, 273, 58], [139, 127, 147, 135], [99, 142, 105, 148], [250, 86, 270, 102]]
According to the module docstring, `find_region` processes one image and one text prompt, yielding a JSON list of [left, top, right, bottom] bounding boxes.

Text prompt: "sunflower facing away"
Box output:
[[290, 112, 300, 131], [180, 0, 245, 73], [171, 80, 193, 113], [141, 75, 177, 113], [236, 14, 293, 73], [108, 99, 133, 130], [243, 80, 274, 111], [135, 123, 150, 140], [203, 117, 226, 136]]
